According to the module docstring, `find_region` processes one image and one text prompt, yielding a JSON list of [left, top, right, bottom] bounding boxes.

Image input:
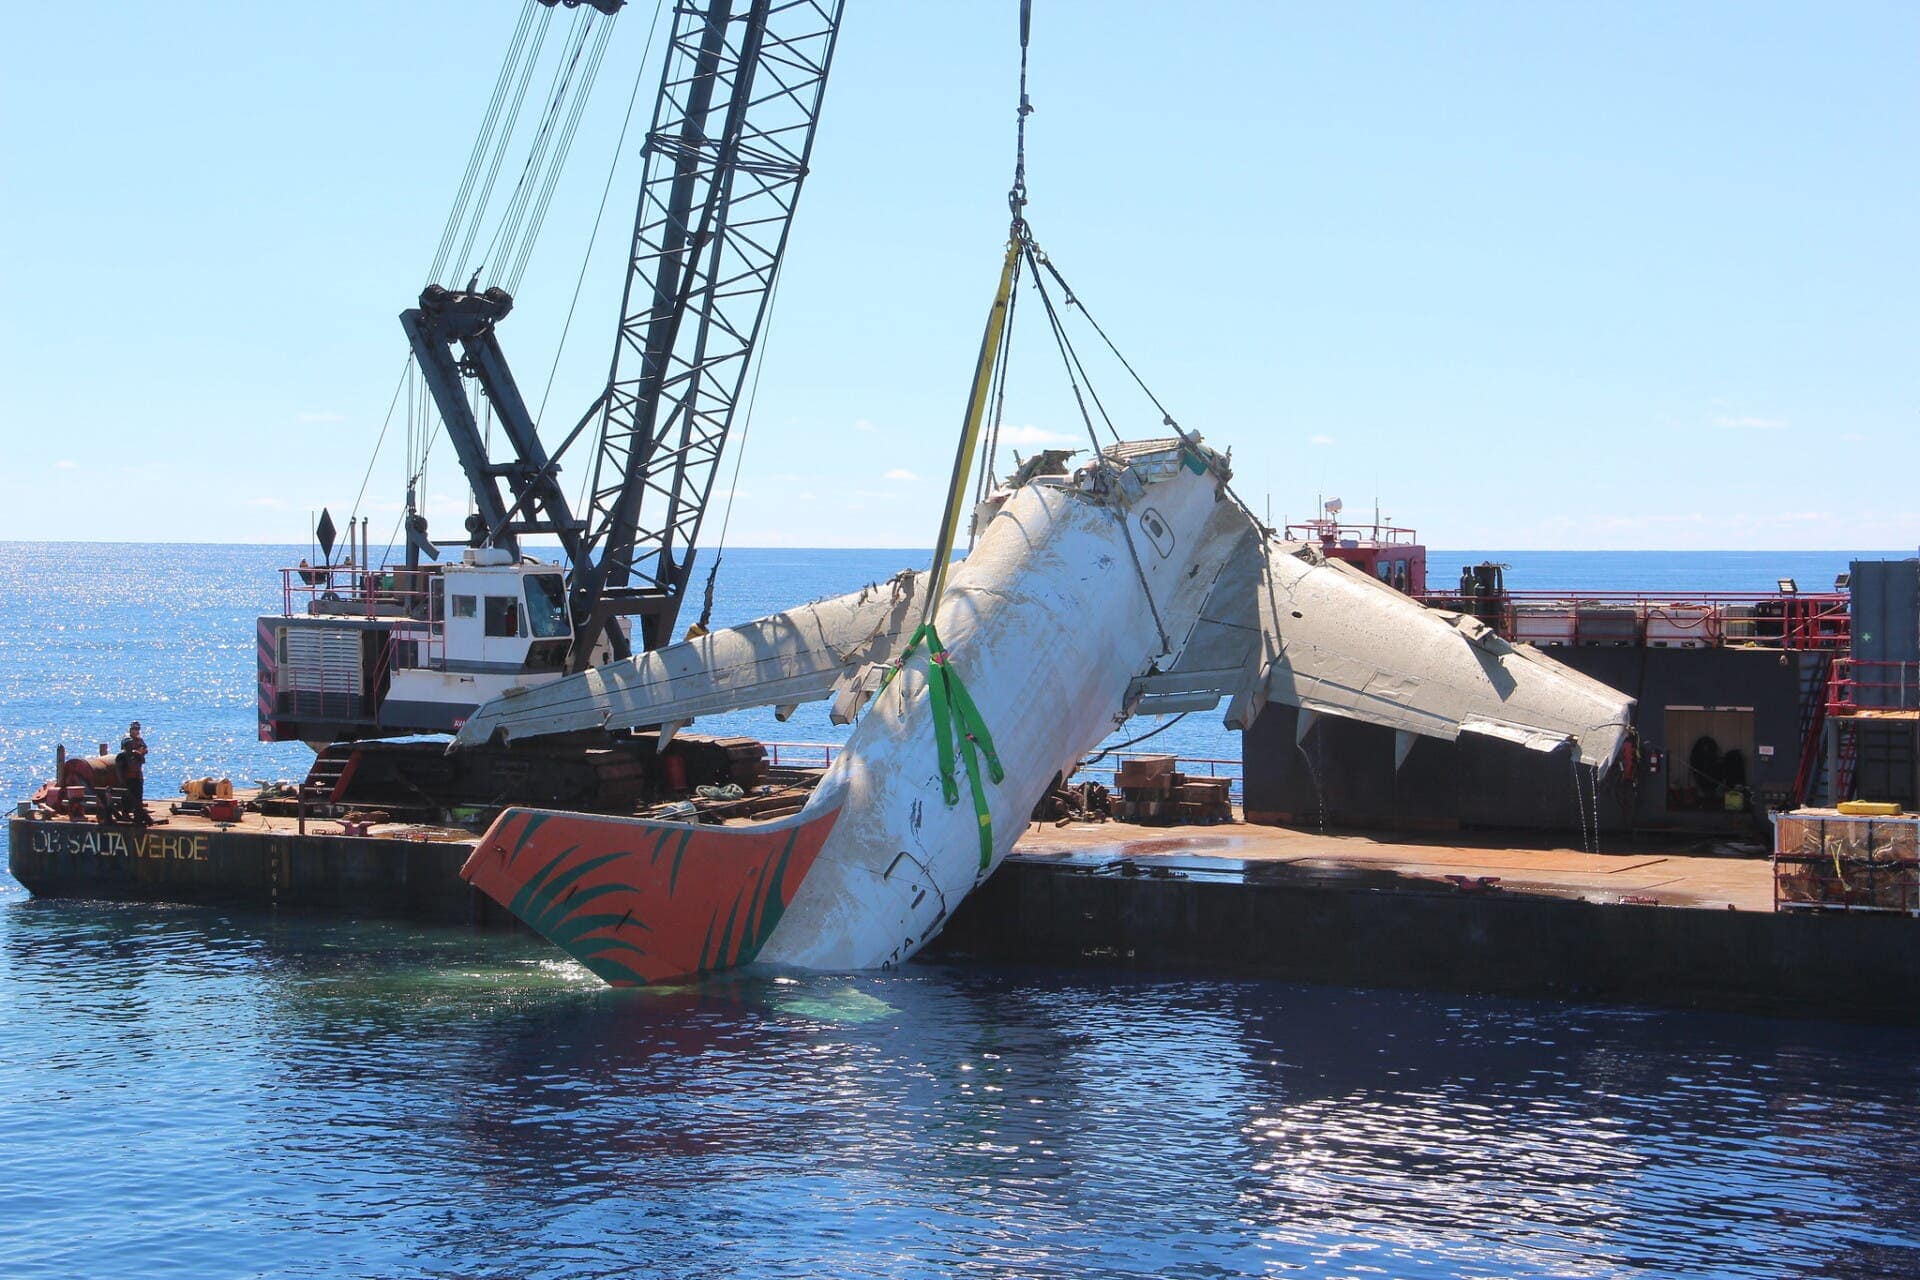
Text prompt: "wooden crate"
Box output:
[[1772, 809, 1920, 914]]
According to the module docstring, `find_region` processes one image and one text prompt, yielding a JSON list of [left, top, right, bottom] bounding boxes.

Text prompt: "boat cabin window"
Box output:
[[484, 596, 523, 638], [524, 574, 570, 639], [1377, 562, 1393, 581], [451, 594, 476, 619]]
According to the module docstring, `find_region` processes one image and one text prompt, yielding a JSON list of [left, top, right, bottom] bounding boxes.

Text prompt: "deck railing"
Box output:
[[1414, 589, 1850, 652], [1828, 659, 1920, 714], [277, 565, 434, 622], [763, 741, 843, 771]]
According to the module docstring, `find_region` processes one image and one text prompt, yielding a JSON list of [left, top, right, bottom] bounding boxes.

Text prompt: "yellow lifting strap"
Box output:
[[882, 237, 1022, 871], [921, 237, 1023, 623]]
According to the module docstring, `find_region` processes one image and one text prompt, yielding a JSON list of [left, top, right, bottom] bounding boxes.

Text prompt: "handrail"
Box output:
[[1416, 590, 1850, 652], [1284, 520, 1422, 545], [1829, 659, 1920, 714], [1423, 589, 1850, 604], [277, 565, 434, 621]]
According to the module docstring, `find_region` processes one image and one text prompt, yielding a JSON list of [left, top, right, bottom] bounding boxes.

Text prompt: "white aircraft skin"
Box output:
[[459, 438, 1632, 986]]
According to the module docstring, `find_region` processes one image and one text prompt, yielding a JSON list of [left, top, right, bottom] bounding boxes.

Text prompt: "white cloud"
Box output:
[[852, 418, 877, 433], [997, 423, 1071, 447], [1841, 431, 1867, 443], [1712, 415, 1786, 430], [883, 468, 917, 482], [53, 459, 77, 470], [298, 410, 346, 423], [1309, 434, 1336, 446]]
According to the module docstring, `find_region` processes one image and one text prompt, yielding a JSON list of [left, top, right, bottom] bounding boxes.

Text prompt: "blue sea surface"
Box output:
[[3, 541, 1918, 1279]]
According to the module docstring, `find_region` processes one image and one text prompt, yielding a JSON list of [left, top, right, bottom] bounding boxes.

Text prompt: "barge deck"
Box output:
[[13, 804, 1916, 1022]]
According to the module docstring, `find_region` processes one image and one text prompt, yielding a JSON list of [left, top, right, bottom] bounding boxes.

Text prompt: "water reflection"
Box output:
[[3, 897, 1919, 1279]]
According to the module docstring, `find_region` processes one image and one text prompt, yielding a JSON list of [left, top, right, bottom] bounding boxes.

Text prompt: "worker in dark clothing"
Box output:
[[116, 721, 148, 825]]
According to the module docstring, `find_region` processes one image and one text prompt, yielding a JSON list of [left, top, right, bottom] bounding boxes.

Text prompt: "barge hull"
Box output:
[[924, 856, 1920, 1024], [12, 812, 1920, 1023], [7, 817, 499, 927]]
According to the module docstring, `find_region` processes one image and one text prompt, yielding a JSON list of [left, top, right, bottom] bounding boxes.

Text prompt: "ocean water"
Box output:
[[4, 541, 1919, 1278], [0, 542, 1897, 805]]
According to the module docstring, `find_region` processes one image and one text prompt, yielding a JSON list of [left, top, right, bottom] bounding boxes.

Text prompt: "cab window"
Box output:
[[484, 596, 522, 638], [524, 574, 570, 639]]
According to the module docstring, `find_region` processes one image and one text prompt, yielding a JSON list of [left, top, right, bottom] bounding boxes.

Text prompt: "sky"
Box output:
[[1, 1, 1914, 551]]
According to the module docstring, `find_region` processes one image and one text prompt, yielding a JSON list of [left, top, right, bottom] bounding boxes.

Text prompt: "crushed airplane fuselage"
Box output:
[[458, 438, 1632, 985]]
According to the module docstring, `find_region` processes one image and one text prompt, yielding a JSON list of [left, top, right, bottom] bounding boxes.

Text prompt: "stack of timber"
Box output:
[[1772, 808, 1920, 914], [664, 736, 769, 791], [1112, 755, 1234, 825]]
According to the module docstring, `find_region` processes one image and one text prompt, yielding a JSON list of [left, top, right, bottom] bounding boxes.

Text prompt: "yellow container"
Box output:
[[1838, 800, 1903, 816]]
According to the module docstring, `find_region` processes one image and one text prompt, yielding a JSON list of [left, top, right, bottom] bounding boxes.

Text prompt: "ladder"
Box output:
[[1790, 652, 1833, 806]]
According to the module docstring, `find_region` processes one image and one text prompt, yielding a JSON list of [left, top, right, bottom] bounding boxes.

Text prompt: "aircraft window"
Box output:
[[452, 594, 476, 619], [484, 596, 522, 638], [524, 574, 570, 638]]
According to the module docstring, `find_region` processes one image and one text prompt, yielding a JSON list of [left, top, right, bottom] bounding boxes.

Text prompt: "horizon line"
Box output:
[[0, 539, 1913, 556]]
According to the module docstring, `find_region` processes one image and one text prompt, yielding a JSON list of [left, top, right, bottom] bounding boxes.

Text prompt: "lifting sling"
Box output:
[[888, 239, 1022, 870]]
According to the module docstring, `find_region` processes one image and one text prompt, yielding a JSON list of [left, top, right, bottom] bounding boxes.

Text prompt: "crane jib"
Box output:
[[406, 0, 845, 671]]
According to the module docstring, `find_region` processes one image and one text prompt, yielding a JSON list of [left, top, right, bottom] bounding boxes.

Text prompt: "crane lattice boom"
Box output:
[[577, 0, 843, 659]]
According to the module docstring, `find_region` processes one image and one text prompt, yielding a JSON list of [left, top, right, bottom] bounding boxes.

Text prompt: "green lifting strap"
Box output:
[[893, 622, 1006, 869], [880, 240, 1022, 873]]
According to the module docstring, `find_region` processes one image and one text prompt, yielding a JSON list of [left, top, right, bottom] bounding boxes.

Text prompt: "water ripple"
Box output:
[[1, 903, 1918, 1279]]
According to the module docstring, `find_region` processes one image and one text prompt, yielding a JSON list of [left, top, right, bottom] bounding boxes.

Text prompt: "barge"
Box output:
[[13, 797, 1920, 1023]]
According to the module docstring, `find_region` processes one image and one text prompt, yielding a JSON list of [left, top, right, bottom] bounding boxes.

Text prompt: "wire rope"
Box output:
[[695, 262, 785, 630], [1021, 236, 1169, 653], [482, 4, 596, 284], [1078, 711, 1190, 768], [505, 15, 616, 293], [346, 355, 417, 531], [430, 0, 536, 284], [1027, 250, 1271, 535], [452, 11, 554, 283]]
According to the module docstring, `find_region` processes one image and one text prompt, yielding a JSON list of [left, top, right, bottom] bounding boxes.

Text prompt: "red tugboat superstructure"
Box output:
[[1284, 499, 1427, 596]]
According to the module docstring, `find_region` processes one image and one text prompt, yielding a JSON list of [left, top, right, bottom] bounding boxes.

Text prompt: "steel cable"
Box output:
[[430, 0, 536, 284], [452, 11, 553, 283], [505, 14, 616, 293], [483, 4, 596, 284], [346, 355, 418, 532], [1020, 235, 1170, 655], [697, 261, 785, 630]]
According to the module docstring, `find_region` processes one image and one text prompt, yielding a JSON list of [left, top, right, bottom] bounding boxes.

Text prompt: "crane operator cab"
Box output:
[[429, 549, 573, 674], [383, 549, 584, 733], [258, 547, 611, 744]]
